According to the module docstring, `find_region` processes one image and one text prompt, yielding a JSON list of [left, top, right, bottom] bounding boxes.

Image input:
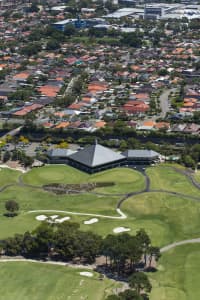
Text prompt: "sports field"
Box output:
[[0, 163, 200, 299]]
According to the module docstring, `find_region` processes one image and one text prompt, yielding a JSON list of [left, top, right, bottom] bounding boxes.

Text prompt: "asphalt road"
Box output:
[[159, 88, 177, 118]]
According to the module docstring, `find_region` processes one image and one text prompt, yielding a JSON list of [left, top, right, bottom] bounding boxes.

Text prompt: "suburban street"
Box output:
[[159, 88, 177, 118]]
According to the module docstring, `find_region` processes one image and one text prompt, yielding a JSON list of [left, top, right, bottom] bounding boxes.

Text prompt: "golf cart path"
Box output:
[[0, 258, 94, 269], [27, 208, 127, 220], [160, 238, 200, 253]]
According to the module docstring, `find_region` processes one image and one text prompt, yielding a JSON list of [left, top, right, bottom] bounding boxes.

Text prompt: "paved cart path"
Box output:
[[160, 238, 200, 253], [27, 208, 127, 220]]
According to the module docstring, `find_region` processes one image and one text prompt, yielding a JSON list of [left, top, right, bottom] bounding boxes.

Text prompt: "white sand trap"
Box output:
[[79, 272, 93, 277], [84, 218, 98, 225], [36, 215, 47, 221], [113, 227, 130, 233], [50, 215, 59, 220], [0, 164, 27, 173], [55, 216, 71, 223]]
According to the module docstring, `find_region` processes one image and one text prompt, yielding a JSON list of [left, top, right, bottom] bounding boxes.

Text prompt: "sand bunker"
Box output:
[[36, 214, 70, 223], [36, 215, 47, 221], [113, 227, 130, 233], [0, 164, 27, 173], [79, 272, 93, 277], [50, 215, 59, 220], [55, 216, 71, 223], [84, 218, 98, 225]]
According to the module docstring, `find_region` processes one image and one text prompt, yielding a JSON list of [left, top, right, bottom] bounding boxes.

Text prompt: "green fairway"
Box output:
[[0, 185, 119, 215], [150, 244, 200, 300], [0, 165, 200, 245], [121, 192, 200, 246], [0, 262, 120, 300], [0, 164, 200, 299], [22, 165, 88, 186], [0, 184, 120, 238], [0, 168, 20, 187], [89, 167, 145, 193], [22, 165, 145, 194], [146, 165, 200, 197]]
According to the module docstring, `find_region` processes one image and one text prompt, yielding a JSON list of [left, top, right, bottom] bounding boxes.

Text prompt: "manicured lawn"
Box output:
[[149, 244, 200, 300], [89, 168, 145, 194], [0, 262, 120, 300], [22, 165, 145, 194], [0, 168, 20, 187], [1, 165, 200, 299], [0, 183, 121, 238], [146, 165, 200, 197], [22, 165, 88, 186], [194, 171, 200, 184], [121, 192, 200, 246], [0, 185, 119, 215]]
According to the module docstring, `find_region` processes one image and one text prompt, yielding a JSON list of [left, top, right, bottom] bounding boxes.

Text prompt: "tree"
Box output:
[[129, 272, 152, 295], [76, 231, 102, 263], [3, 151, 11, 162], [29, 3, 39, 13], [148, 246, 161, 268], [46, 39, 60, 50], [56, 141, 69, 149], [3, 234, 23, 256], [136, 229, 151, 266], [32, 223, 54, 257], [5, 200, 19, 217], [64, 24, 76, 36]]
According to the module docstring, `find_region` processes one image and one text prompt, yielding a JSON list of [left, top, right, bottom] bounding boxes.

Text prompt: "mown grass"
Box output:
[[150, 244, 200, 300], [22, 165, 145, 194], [121, 192, 200, 246], [0, 262, 121, 300], [0, 168, 20, 187], [146, 165, 200, 197]]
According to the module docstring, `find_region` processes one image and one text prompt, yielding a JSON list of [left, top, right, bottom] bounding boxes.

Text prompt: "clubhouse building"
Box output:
[[47, 142, 161, 173]]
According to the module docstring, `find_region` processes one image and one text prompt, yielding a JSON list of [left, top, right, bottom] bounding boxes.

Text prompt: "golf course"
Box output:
[[0, 163, 200, 299]]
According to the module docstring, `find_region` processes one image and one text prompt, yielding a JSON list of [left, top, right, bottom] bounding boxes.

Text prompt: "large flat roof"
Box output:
[[122, 149, 160, 158]]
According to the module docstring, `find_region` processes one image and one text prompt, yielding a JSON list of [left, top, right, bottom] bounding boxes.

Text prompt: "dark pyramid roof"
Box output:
[[69, 144, 125, 167]]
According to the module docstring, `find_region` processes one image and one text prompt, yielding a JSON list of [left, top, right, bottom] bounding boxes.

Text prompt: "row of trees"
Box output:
[[107, 272, 152, 300], [2, 222, 160, 273], [2, 149, 33, 167]]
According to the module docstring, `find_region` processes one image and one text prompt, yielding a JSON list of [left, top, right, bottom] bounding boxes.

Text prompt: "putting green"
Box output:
[[0, 262, 121, 300], [22, 165, 88, 186], [89, 167, 145, 193], [150, 244, 200, 300], [146, 165, 200, 197]]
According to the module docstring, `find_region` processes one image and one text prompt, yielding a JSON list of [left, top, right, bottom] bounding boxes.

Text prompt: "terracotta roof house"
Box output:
[[12, 104, 43, 117], [123, 101, 149, 114]]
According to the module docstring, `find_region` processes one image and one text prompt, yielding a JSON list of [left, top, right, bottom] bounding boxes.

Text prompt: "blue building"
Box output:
[[53, 17, 107, 31]]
